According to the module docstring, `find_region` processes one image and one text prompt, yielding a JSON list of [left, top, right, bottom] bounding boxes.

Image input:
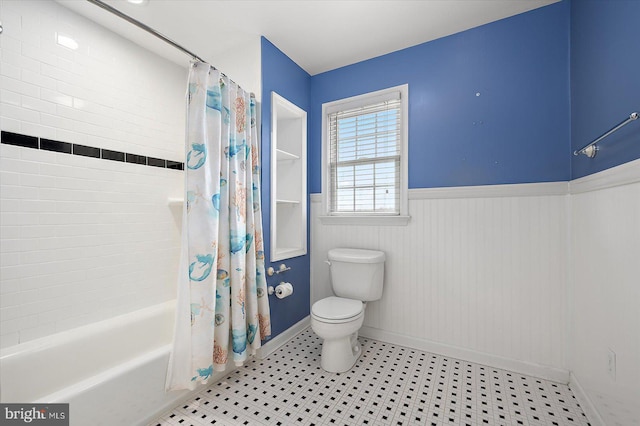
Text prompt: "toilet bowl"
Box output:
[[311, 296, 365, 373]]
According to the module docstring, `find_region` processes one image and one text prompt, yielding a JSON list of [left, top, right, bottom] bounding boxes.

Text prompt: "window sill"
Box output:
[[318, 215, 411, 226]]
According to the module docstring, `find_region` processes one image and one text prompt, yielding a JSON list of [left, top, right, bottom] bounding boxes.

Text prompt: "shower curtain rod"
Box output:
[[86, 0, 206, 63]]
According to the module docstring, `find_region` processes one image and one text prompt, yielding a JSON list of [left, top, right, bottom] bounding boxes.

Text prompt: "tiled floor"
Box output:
[[151, 328, 591, 426]]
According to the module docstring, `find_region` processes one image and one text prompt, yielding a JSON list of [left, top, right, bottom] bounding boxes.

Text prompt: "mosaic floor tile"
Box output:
[[151, 328, 591, 426]]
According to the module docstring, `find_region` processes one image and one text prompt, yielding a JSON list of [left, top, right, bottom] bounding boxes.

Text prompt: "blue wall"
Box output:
[[570, 0, 640, 179], [260, 37, 312, 339], [259, 0, 640, 338], [309, 1, 570, 191]]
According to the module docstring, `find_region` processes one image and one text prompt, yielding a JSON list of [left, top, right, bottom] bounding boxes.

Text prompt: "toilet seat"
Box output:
[[312, 297, 363, 323]]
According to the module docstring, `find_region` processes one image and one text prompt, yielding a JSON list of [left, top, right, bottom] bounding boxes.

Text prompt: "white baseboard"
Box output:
[[256, 316, 310, 360], [569, 373, 605, 426], [360, 326, 570, 384]]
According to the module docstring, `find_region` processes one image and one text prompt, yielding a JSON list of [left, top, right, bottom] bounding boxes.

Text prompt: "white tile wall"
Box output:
[[0, 0, 187, 348], [0, 0, 186, 161], [311, 187, 569, 375], [0, 142, 184, 348]]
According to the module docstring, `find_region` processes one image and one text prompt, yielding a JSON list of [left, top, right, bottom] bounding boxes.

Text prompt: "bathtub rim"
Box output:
[[0, 300, 176, 361]]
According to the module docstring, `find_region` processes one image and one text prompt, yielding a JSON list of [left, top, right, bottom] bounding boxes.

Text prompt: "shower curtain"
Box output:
[[166, 62, 271, 391]]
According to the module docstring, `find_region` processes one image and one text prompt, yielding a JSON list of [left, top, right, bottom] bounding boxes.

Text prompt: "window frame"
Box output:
[[320, 84, 410, 226]]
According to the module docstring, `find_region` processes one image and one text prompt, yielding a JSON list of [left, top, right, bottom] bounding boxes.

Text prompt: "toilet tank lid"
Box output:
[[328, 248, 385, 263]]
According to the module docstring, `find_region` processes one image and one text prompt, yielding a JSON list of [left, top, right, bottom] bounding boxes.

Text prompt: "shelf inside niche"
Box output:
[[276, 199, 301, 204], [276, 148, 299, 161]]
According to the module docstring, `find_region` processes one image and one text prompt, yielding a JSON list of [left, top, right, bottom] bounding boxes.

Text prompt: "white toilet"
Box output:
[[311, 248, 385, 373]]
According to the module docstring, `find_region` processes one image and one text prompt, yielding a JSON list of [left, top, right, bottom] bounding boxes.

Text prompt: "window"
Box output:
[[321, 85, 409, 225]]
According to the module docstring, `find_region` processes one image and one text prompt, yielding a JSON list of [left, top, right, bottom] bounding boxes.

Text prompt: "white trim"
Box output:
[[360, 326, 570, 384], [409, 181, 569, 199], [321, 84, 409, 220], [255, 316, 310, 360], [318, 215, 410, 226], [570, 158, 640, 194], [569, 373, 605, 426], [324, 89, 401, 114], [399, 87, 409, 217]]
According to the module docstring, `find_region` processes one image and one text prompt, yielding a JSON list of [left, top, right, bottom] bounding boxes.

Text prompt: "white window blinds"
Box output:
[[328, 94, 402, 215]]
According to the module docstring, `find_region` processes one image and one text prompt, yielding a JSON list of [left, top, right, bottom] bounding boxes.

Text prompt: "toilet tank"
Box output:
[[328, 248, 385, 301]]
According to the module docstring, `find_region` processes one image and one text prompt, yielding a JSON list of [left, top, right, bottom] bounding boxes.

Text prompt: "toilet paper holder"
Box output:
[[268, 282, 293, 299]]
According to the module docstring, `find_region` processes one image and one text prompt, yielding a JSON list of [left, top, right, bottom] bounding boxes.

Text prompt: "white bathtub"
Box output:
[[0, 301, 201, 426]]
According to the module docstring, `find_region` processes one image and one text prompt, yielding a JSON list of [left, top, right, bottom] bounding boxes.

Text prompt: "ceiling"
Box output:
[[58, 0, 559, 76]]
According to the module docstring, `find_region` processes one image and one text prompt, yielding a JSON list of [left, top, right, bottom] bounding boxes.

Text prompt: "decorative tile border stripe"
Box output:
[[1, 131, 184, 171]]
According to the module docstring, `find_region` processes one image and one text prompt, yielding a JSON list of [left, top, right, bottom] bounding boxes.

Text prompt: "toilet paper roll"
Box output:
[[275, 282, 293, 299]]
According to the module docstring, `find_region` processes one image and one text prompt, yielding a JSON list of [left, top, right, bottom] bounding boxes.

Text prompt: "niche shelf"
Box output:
[[276, 148, 299, 161], [270, 92, 307, 262]]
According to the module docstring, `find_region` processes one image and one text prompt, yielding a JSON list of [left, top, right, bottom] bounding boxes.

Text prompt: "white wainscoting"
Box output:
[[311, 184, 570, 382], [568, 159, 640, 426]]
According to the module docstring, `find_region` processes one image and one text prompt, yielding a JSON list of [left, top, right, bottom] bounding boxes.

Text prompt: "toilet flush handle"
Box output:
[[324, 260, 331, 266]]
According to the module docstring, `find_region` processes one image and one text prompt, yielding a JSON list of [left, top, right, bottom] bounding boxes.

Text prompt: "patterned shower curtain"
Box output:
[[166, 62, 271, 391]]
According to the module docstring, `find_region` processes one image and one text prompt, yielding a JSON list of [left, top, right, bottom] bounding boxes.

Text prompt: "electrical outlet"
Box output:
[[607, 348, 616, 380]]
